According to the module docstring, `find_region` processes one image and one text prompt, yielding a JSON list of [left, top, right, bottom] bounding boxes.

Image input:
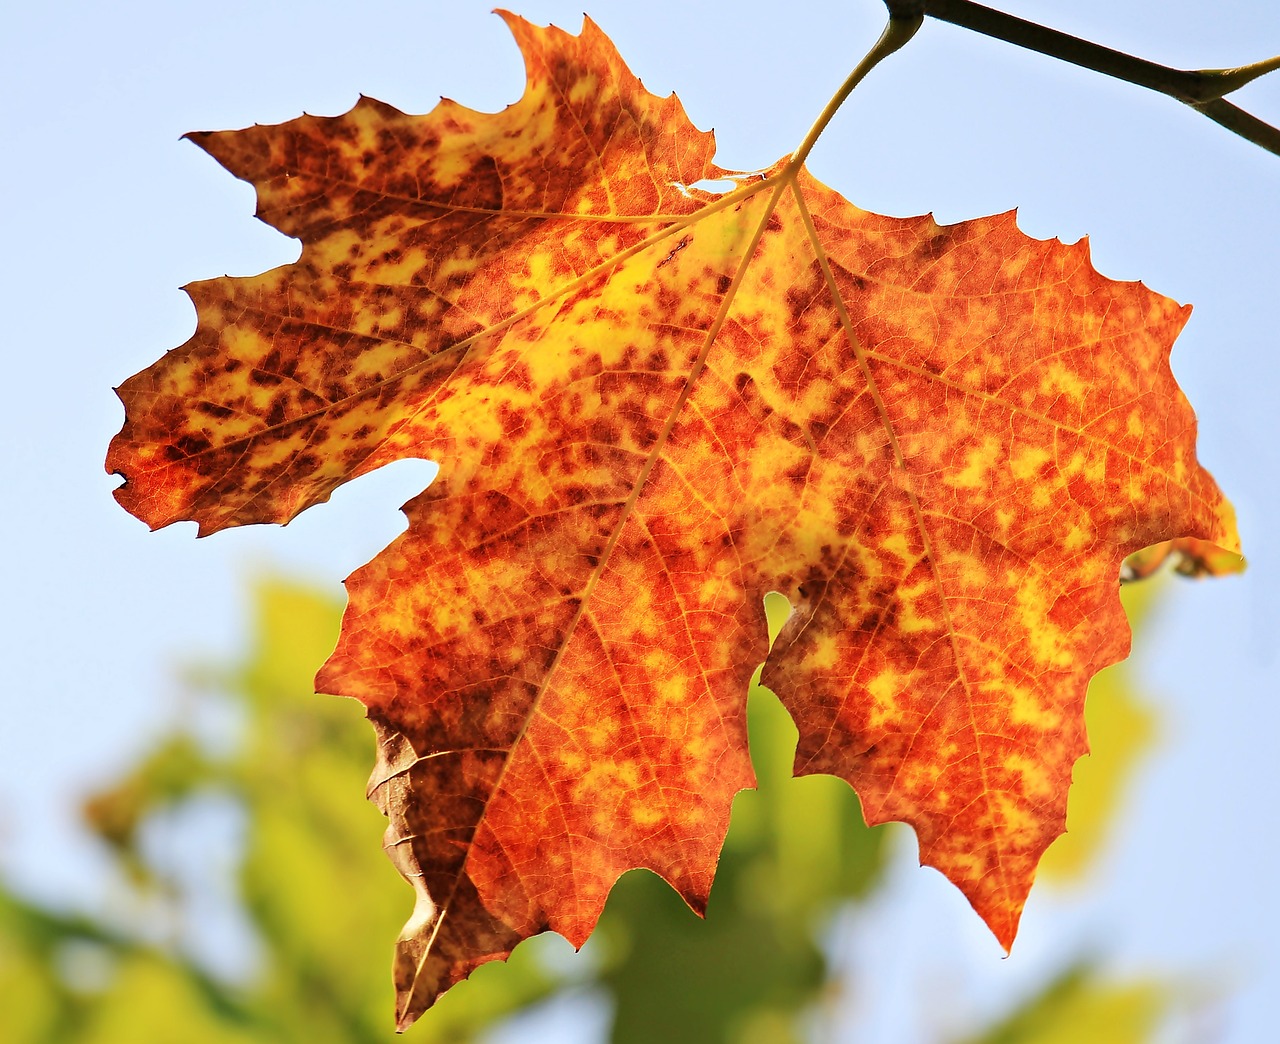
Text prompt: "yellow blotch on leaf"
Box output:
[[951, 434, 1003, 489], [1011, 444, 1051, 482]]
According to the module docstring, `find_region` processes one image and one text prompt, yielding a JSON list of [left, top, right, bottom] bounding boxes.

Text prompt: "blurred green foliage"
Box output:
[[0, 577, 1178, 1041], [964, 962, 1165, 1044]]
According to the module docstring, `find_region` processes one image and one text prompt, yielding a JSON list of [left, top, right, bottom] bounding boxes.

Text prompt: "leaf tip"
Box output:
[[181, 129, 214, 154], [393, 1001, 419, 1034]]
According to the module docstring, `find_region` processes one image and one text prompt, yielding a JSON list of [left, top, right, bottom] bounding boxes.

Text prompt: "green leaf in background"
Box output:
[[962, 962, 1165, 1044]]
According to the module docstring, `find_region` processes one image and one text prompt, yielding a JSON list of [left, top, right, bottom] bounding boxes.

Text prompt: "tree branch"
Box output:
[[894, 0, 1280, 158]]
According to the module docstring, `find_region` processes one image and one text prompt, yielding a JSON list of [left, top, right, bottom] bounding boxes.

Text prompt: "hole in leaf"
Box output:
[[689, 178, 739, 195], [670, 178, 740, 197], [762, 590, 792, 650], [747, 681, 800, 787]]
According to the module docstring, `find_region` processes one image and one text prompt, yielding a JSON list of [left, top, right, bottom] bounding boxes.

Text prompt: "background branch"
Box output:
[[887, 0, 1280, 157]]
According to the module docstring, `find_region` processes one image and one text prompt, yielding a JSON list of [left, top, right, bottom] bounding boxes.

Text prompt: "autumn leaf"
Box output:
[[106, 12, 1239, 1030]]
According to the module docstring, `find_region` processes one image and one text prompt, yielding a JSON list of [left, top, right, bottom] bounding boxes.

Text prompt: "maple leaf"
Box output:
[[106, 12, 1239, 1029]]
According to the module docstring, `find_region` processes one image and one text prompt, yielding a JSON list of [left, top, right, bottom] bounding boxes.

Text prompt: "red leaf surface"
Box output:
[[106, 13, 1239, 1029]]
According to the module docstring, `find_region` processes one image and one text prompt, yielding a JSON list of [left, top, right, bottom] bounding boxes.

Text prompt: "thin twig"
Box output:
[[899, 0, 1280, 158], [790, 9, 923, 170]]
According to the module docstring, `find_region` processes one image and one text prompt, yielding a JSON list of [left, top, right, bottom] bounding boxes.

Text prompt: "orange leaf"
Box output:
[[106, 13, 1239, 1029]]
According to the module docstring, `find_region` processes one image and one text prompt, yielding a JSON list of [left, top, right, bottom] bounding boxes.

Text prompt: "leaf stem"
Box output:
[[788, 7, 923, 173], [913, 0, 1280, 158]]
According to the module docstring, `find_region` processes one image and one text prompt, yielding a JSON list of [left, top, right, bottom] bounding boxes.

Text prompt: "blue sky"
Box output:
[[3, 1, 1278, 1039]]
